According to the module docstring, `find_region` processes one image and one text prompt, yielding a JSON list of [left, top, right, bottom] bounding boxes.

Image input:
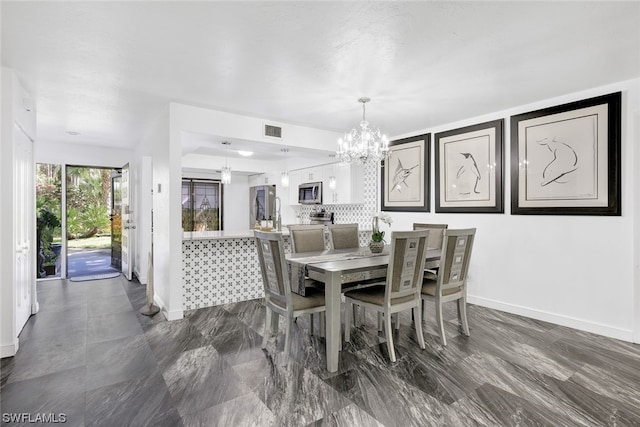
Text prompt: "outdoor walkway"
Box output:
[[67, 248, 118, 278]]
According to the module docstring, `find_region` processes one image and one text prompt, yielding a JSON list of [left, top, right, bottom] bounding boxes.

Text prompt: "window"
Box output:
[[182, 179, 222, 231]]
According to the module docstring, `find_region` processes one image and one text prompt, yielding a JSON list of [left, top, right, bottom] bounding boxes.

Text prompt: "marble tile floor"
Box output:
[[2, 276, 640, 426]]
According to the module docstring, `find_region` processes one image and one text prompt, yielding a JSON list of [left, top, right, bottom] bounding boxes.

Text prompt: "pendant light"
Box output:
[[221, 141, 231, 185], [280, 148, 290, 188]]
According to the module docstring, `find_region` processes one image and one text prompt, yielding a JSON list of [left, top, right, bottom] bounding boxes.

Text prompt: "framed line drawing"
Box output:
[[381, 133, 430, 212], [511, 91, 621, 215], [435, 119, 504, 213]]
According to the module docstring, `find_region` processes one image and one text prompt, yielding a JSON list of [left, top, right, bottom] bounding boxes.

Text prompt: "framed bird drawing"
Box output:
[[381, 133, 430, 212], [435, 119, 504, 213]]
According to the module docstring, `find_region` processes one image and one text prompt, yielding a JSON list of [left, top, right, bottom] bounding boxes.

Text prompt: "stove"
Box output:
[[309, 211, 334, 225]]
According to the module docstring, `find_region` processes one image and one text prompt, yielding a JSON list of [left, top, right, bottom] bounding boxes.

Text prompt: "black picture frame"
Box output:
[[381, 133, 430, 212], [434, 119, 504, 213], [510, 92, 621, 216]]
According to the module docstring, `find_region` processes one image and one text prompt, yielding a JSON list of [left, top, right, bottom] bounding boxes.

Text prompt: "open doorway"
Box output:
[[65, 165, 119, 279]]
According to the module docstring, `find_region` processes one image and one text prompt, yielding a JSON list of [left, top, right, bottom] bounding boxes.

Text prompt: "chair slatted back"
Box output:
[[288, 225, 326, 253], [412, 223, 448, 250], [386, 230, 430, 303], [328, 223, 360, 250], [254, 231, 290, 307], [438, 228, 476, 293]]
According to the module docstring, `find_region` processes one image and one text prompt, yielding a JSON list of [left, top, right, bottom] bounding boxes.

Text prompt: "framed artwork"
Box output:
[[435, 119, 504, 213], [511, 92, 621, 215], [381, 133, 430, 212]]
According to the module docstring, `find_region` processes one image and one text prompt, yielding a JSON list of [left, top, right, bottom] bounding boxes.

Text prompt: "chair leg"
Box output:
[[345, 300, 352, 342], [262, 307, 272, 349], [414, 303, 426, 350], [384, 311, 396, 362], [435, 298, 447, 346], [394, 313, 400, 330], [309, 313, 314, 335], [283, 313, 293, 362], [319, 312, 326, 338], [459, 296, 470, 336], [360, 307, 366, 326], [352, 305, 358, 327], [377, 312, 383, 332], [271, 311, 280, 334]]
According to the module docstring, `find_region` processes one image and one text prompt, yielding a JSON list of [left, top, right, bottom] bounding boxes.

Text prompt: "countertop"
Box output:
[[183, 229, 290, 240]]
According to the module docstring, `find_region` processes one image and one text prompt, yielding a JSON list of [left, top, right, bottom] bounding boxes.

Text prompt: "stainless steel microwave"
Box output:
[[298, 181, 322, 204]]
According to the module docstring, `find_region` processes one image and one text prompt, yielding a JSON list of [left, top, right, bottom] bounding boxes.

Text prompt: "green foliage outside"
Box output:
[[36, 164, 113, 252], [66, 166, 112, 239]]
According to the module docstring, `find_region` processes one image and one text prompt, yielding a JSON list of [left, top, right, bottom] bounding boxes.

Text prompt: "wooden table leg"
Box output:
[[325, 271, 342, 372]]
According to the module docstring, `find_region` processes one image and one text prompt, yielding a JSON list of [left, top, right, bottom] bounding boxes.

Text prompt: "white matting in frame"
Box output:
[[518, 103, 608, 208], [383, 138, 427, 209], [440, 128, 496, 207]]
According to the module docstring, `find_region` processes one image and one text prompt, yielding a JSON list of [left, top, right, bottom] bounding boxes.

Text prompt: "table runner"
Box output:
[[288, 249, 387, 295]]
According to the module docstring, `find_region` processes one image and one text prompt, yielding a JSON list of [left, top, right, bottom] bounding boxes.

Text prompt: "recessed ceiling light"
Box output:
[[238, 150, 253, 157], [66, 131, 80, 136]]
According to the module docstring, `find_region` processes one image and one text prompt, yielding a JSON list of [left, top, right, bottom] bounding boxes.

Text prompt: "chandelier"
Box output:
[[221, 141, 231, 185], [337, 97, 389, 164]]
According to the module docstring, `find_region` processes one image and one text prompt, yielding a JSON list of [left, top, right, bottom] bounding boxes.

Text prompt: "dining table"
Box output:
[[287, 246, 441, 372]]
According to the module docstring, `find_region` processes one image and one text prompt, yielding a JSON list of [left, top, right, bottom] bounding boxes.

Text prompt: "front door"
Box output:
[[121, 163, 132, 280], [110, 171, 122, 271], [14, 124, 34, 335]]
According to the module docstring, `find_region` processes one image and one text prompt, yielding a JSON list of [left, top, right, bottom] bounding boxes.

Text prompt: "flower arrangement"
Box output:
[[371, 212, 393, 243]]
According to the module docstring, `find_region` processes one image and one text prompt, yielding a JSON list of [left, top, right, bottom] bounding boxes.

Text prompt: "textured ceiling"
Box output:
[[2, 1, 639, 155]]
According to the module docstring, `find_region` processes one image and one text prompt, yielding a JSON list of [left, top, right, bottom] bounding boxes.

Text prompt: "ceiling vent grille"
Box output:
[[264, 124, 282, 138]]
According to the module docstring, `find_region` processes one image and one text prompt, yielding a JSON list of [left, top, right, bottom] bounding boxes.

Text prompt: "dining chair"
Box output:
[[344, 229, 429, 362], [413, 223, 448, 277], [254, 230, 326, 362], [421, 228, 476, 346], [288, 224, 326, 253], [327, 223, 360, 250]]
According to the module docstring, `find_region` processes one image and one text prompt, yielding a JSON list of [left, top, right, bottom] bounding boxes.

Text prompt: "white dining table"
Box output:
[[287, 247, 441, 372]]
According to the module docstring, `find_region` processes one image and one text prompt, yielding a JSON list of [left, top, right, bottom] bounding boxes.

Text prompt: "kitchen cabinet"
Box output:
[[322, 163, 364, 205], [288, 170, 301, 206], [249, 173, 272, 187], [300, 166, 322, 183]]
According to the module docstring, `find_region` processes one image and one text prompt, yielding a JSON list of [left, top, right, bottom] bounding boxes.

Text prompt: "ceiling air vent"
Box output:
[[264, 124, 282, 139]]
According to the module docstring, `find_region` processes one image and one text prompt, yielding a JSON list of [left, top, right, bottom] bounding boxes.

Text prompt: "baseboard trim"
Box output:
[[1, 340, 18, 358], [153, 294, 183, 321], [133, 267, 147, 285], [467, 295, 633, 342]]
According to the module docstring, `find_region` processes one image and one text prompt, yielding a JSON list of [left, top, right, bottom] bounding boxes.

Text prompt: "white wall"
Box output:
[[1, 68, 19, 357], [181, 168, 250, 232], [34, 140, 131, 167], [1, 68, 37, 357], [144, 106, 183, 320], [132, 155, 152, 284], [387, 78, 639, 341]]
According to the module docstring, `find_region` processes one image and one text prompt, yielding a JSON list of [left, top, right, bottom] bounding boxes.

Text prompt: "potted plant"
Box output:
[[369, 212, 392, 253], [37, 208, 61, 277]]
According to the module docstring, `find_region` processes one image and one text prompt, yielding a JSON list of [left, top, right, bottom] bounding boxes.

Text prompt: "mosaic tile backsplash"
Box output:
[[183, 162, 378, 310]]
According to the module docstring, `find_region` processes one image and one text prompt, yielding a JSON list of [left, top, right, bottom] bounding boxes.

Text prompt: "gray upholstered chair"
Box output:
[[328, 223, 360, 251], [344, 229, 429, 362], [413, 223, 448, 277], [421, 228, 476, 346], [287, 224, 326, 253], [254, 231, 326, 362]]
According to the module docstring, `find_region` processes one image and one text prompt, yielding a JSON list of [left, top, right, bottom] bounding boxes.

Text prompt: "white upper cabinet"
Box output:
[[288, 170, 301, 206], [300, 166, 322, 183], [322, 163, 364, 205], [249, 173, 274, 187], [286, 162, 364, 205]]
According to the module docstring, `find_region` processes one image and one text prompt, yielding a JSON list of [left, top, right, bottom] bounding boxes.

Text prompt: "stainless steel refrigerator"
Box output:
[[249, 185, 276, 228]]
